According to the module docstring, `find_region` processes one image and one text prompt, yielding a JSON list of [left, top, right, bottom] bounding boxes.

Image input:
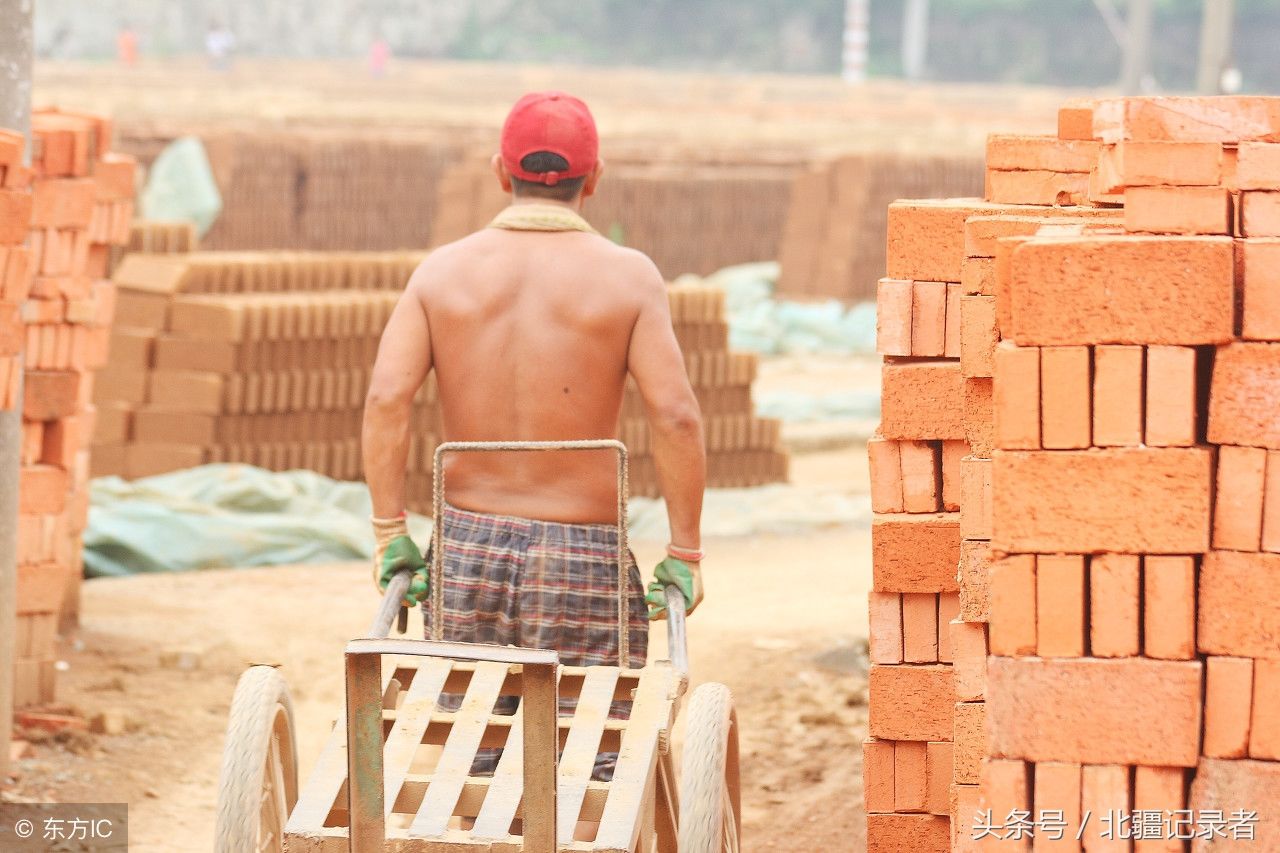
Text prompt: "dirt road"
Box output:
[[5, 444, 871, 852]]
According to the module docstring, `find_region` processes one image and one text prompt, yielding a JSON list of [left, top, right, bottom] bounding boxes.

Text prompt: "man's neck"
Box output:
[[509, 196, 581, 212]]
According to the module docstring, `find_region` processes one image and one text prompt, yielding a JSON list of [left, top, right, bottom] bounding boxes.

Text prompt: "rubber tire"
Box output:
[[215, 666, 300, 853], [678, 682, 742, 853]]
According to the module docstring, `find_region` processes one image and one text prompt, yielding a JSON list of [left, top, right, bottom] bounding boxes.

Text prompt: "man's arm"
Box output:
[[363, 276, 432, 518], [625, 258, 705, 553]]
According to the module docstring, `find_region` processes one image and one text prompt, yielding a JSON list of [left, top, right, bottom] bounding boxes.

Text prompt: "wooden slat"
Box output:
[[590, 664, 680, 852], [557, 667, 621, 843], [392, 663, 641, 703], [408, 660, 509, 838], [468, 692, 529, 839], [381, 658, 453, 816], [381, 709, 628, 752]]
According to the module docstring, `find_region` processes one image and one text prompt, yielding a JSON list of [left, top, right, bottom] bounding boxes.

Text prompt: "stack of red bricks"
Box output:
[[867, 96, 1280, 852], [2, 110, 135, 706]]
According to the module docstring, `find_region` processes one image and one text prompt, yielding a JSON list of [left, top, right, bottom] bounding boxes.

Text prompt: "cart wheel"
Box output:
[[678, 682, 741, 853], [215, 666, 299, 853]]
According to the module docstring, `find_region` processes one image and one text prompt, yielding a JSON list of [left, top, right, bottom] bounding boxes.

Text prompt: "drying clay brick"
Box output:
[[1144, 345, 1199, 447], [872, 512, 961, 593], [867, 813, 950, 853], [864, 738, 896, 812], [1266, 450, 1280, 553], [964, 378, 995, 457], [960, 295, 997, 379], [986, 656, 1203, 767], [1058, 98, 1096, 140], [985, 169, 1088, 206], [912, 281, 948, 357], [1199, 550, 1280, 658], [1008, 236, 1234, 346], [1250, 659, 1280, 760], [1143, 556, 1197, 660], [1213, 445, 1266, 551], [1189, 759, 1280, 850], [985, 135, 1100, 173], [981, 759, 1031, 852], [902, 592, 939, 663], [1040, 346, 1091, 449], [925, 741, 952, 817], [868, 592, 904, 665], [952, 702, 985, 785], [993, 342, 1040, 450], [1089, 554, 1140, 658], [1132, 767, 1186, 853], [937, 592, 960, 662], [1033, 762, 1082, 853], [941, 439, 966, 511], [1237, 142, 1280, 190], [868, 663, 954, 742], [951, 619, 987, 701], [1036, 555, 1086, 658], [895, 739, 928, 813], [1208, 342, 1280, 448], [1119, 140, 1222, 186], [989, 554, 1036, 656], [1241, 190, 1280, 237], [1204, 656, 1254, 759], [900, 440, 941, 513], [1091, 345, 1143, 446], [959, 455, 992, 540], [880, 360, 965, 440], [945, 282, 962, 358], [958, 540, 991, 622], [1239, 239, 1280, 341], [868, 436, 905, 514], [992, 448, 1211, 554], [877, 278, 913, 356], [1124, 186, 1232, 235], [1080, 765, 1131, 852]]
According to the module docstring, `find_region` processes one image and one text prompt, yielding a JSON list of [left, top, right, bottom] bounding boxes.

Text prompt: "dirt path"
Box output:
[[5, 444, 872, 851]]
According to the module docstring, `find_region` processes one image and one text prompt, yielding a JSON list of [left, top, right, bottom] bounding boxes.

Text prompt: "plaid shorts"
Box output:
[[423, 505, 649, 778]]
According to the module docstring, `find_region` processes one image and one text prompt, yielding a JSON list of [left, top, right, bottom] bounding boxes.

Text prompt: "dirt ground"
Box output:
[[3, 437, 872, 852]]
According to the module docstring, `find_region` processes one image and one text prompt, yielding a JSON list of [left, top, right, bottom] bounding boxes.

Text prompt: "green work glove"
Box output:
[[371, 514, 429, 607], [645, 557, 704, 620]]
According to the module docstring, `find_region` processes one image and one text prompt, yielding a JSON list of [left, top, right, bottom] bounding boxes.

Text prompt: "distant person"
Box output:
[[117, 23, 138, 68], [369, 37, 390, 78], [206, 21, 235, 71]]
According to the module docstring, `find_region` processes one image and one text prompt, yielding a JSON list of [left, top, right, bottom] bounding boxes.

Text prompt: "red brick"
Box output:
[[986, 656, 1203, 767], [864, 737, 896, 812], [1265, 450, 1280, 553], [1095, 97, 1280, 144], [1144, 345, 1199, 447], [1033, 762, 1082, 853], [986, 169, 1088, 206], [872, 512, 961, 593], [1208, 342, 1280, 448], [1214, 445, 1266, 551], [868, 436, 904, 514], [1124, 185, 1232, 235], [961, 255, 995, 296], [989, 554, 1036, 656], [992, 448, 1211, 554], [951, 618, 987, 701], [1239, 239, 1280, 341], [959, 540, 991, 622], [877, 277, 913, 356], [41, 415, 84, 470], [887, 199, 1028, 283], [1008, 236, 1234, 346], [1249, 658, 1280, 760], [869, 592, 904, 665], [881, 360, 965, 440], [895, 739, 928, 812], [1040, 346, 1091, 449], [953, 702, 985, 785], [868, 663, 954, 742], [901, 439, 941, 513], [960, 455, 992, 540], [903, 592, 939, 663], [952, 783, 982, 853], [960, 295, 997, 379], [23, 369, 79, 421], [993, 342, 1040, 450], [981, 758, 1031, 852], [1204, 656, 1253, 759], [1132, 766, 1185, 853], [962, 212, 1120, 259], [19, 464, 68, 514], [1143, 556, 1197, 660], [1199, 550, 1280, 658], [1079, 764, 1130, 852], [945, 282, 963, 358], [1058, 98, 1096, 141], [1089, 554, 1140, 658], [1188, 758, 1280, 849], [29, 178, 95, 228], [1237, 142, 1280, 190], [0, 189, 33, 244], [867, 813, 950, 853], [925, 741, 952, 817], [937, 592, 960, 662], [965, 378, 995, 457], [1091, 346, 1144, 446], [1241, 190, 1280, 237], [1036, 555, 1086, 658], [1119, 141, 1222, 186], [912, 280, 948, 357], [942, 439, 966, 511], [985, 135, 1100, 173], [0, 301, 20, 357], [1089, 146, 1125, 203]]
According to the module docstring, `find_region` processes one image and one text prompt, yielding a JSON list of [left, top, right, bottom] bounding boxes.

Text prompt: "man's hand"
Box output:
[[645, 556, 703, 620], [372, 515, 429, 607]]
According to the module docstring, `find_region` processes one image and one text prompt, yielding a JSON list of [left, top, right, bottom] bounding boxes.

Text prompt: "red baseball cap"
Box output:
[[500, 91, 599, 186]]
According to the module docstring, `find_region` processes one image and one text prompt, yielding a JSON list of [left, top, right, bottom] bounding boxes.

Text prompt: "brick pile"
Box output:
[[106, 219, 198, 276], [2, 110, 135, 706], [868, 95, 1280, 852], [95, 254, 787, 503]]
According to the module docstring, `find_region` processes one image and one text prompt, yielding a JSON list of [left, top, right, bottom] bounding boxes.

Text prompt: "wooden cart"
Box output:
[[215, 440, 741, 852]]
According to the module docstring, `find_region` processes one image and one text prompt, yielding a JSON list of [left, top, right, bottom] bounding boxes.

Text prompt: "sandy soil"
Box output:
[[4, 441, 872, 852]]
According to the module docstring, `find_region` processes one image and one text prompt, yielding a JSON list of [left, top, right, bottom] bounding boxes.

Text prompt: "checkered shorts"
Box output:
[[423, 505, 649, 777]]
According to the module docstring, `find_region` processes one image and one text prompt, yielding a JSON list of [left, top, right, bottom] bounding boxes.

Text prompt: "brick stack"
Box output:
[[106, 219, 198, 276], [3, 111, 136, 706], [867, 96, 1280, 852]]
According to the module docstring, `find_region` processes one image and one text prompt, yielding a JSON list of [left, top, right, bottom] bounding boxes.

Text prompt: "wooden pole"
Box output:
[[1196, 0, 1236, 94], [1120, 0, 1154, 94], [842, 0, 870, 84], [0, 0, 34, 781], [901, 0, 930, 81]]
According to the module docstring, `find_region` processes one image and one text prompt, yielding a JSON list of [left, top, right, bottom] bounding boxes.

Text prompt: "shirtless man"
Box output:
[[361, 94, 706, 764]]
